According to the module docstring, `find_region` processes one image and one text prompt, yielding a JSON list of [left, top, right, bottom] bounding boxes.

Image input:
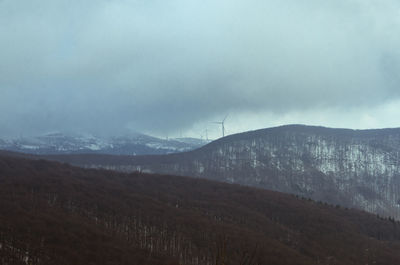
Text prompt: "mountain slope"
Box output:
[[2, 154, 400, 264], [43, 125, 400, 219]]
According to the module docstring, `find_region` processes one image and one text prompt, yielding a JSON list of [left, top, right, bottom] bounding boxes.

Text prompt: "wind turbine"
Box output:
[[200, 128, 209, 141], [213, 115, 228, 138]]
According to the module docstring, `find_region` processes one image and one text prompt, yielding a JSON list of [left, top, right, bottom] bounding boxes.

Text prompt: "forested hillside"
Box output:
[[43, 125, 400, 219], [1, 154, 400, 264]]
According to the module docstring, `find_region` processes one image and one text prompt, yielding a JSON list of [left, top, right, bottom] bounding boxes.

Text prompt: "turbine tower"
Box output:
[[213, 115, 228, 138], [201, 128, 209, 141]]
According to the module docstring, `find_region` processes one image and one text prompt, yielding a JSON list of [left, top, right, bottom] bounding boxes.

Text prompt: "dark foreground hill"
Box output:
[[2, 155, 400, 264], [40, 125, 400, 219]]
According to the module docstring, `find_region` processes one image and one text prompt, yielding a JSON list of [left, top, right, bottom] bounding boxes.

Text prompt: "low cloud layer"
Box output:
[[1, 0, 400, 138]]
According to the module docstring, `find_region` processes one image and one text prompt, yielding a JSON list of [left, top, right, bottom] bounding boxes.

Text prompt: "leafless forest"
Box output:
[[1, 155, 400, 264]]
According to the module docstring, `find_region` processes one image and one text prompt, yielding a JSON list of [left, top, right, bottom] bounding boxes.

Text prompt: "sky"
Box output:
[[1, 0, 400, 139]]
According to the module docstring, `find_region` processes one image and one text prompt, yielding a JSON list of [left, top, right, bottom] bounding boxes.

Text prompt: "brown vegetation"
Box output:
[[1, 154, 400, 264]]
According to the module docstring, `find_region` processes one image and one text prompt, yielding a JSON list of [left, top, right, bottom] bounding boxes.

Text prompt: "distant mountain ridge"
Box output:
[[42, 124, 400, 219], [0, 132, 208, 155]]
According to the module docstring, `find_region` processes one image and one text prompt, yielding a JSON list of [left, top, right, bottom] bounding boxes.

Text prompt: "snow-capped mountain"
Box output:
[[0, 132, 208, 155]]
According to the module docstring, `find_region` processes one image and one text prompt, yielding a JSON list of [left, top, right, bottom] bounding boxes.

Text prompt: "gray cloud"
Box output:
[[1, 0, 400, 137]]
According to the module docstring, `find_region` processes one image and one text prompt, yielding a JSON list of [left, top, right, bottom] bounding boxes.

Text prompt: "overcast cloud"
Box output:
[[1, 0, 400, 138]]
